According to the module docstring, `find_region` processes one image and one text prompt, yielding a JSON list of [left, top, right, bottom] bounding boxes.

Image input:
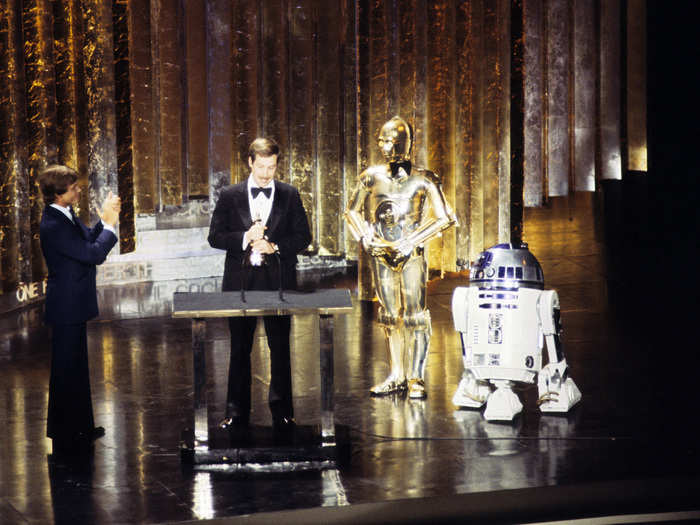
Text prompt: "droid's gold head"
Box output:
[[377, 116, 412, 163]]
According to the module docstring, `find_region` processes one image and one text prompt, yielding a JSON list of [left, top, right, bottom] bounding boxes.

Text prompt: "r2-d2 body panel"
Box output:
[[455, 286, 543, 384], [452, 243, 581, 421]]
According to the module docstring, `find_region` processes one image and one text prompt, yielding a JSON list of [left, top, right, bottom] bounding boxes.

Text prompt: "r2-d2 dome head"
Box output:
[[470, 243, 544, 290], [377, 116, 412, 163]]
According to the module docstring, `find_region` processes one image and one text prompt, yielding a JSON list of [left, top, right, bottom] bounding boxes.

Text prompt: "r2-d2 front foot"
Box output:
[[483, 380, 523, 421], [452, 370, 491, 408], [537, 361, 581, 413]]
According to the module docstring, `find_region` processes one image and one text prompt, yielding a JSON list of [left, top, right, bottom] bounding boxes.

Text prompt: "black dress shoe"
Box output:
[[272, 416, 296, 431], [84, 426, 105, 441], [219, 416, 249, 429]]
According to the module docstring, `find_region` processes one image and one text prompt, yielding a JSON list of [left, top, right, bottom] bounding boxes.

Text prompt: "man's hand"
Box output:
[[99, 192, 121, 227], [245, 221, 267, 246], [251, 238, 276, 254]]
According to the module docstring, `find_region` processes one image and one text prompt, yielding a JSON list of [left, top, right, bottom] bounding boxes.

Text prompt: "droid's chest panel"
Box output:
[[368, 180, 426, 241], [464, 287, 543, 383]]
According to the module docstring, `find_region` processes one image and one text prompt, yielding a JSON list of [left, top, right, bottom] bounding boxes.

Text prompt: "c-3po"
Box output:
[[344, 116, 456, 399]]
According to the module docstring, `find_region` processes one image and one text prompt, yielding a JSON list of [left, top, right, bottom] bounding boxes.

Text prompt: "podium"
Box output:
[[172, 289, 353, 469]]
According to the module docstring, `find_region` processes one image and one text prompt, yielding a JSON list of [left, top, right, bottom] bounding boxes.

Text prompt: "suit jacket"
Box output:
[[40, 205, 118, 325], [208, 180, 311, 291]]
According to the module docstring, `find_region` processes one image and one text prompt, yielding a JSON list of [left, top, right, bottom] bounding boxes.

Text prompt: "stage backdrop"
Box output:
[[0, 0, 645, 305]]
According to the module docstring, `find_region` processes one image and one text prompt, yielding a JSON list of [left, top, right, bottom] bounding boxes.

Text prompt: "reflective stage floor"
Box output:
[[2, 189, 699, 524]]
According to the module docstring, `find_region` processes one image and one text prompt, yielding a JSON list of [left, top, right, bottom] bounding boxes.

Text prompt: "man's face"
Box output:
[[55, 181, 81, 207], [249, 154, 278, 187]]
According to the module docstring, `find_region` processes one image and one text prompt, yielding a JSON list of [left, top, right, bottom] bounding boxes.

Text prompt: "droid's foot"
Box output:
[[408, 378, 427, 399], [483, 381, 523, 421], [538, 377, 582, 413], [370, 376, 407, 396], [452, 374, 490, 409]]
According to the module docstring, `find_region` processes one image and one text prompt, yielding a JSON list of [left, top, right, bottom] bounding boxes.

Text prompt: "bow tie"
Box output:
[[390, 161, 412, 177], [251, 186, 272, 199]]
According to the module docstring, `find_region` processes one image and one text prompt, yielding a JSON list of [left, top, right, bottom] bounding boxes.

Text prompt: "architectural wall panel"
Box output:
[[426, 0, 455, 271], [22, 0, 56, 278], [231, 1, 260, 184], [82, 0, 119, 233], [151, 0, 184, 206], [128, 0, 156, 213], [184, 0, 209, 199], [207, 0, 233, 201], [261, 0, 289, 176], [599, 0, 621, 180], [0, 0, 644, 304], [316, 0, 344, 256], [545, 0, 571, 196], [287, 0, 316, 249], [523, 0, 544, 206], [626, 0, 646, 172], [113, 0, 135, 253], [0, 0, 32, 291], [573, 0, 595, 191]]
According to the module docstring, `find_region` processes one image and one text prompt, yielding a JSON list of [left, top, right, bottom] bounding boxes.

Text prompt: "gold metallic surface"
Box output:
[[81, 0, 119, 234], [0, 0, 32, 291], [345, 117, 456, 390], [0, 0, 645, 300], [207, 0, 233, 198], [626, 0, 647, 172], [288, 0, 316, 250], [184, 0, 209, 198], [128, 0, 156, 213], [114, 0, 134, 253], [152, 0, 184, 206], [22, 0, 55, 280], [261, 0, 289, 172], [317, 0, 344, 256], [231, 0, 260, 185]]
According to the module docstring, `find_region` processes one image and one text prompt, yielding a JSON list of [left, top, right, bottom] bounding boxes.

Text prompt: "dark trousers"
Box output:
[[47, 323, 95, 440], [226, 315, 293, 421]]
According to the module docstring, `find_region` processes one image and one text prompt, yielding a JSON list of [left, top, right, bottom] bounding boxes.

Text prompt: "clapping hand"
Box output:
[[99, 192, 121, 227]]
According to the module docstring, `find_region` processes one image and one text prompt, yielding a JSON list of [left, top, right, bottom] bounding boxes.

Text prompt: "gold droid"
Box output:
[[345, 116, 456, 398]]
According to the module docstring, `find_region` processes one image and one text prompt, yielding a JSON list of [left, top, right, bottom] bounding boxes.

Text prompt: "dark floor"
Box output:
[[1, 186, 699, 524]]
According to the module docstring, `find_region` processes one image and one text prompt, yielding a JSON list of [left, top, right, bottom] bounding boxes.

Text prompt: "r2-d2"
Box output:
[[451, 243, 581, 421]]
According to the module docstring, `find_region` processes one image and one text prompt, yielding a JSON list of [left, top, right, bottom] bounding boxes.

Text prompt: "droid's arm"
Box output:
[[398, 173, 456, 254], [538, 290, 566, 368], [343, 172, 374, 244], [537, 289, 582, 411]]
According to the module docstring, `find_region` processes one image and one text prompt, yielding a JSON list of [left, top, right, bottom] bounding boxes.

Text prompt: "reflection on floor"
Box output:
[[1, 190, 699, 524]]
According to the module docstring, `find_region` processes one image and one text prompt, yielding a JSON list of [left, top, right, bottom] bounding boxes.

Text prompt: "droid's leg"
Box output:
[[537, 290, 582, 413], [483, 380, 523, 421], [370, 260, 407, 395], [452, 369, 492, 409], [402, 256, 431, 399], [451, 287, 492, 408]]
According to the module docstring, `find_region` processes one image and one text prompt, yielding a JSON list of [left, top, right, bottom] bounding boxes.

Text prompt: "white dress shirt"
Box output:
[[243, 175, 275, 249]]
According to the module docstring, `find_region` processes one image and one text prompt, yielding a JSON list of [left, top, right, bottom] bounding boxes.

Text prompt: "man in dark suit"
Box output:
[[39, 165, 120, 455], [208, 138, 311, 433]]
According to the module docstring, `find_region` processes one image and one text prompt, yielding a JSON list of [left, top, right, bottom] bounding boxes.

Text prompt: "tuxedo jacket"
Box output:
[[40, 205, 118, 325], [208, 180, 311, 291]]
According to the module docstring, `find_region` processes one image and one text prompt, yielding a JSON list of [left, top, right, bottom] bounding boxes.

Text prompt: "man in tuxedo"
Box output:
[[208, 138, 311, 433], [38, 164, 121, 455]]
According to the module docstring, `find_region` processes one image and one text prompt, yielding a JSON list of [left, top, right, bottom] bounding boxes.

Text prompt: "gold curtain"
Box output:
[[0, 0, 644, 303]]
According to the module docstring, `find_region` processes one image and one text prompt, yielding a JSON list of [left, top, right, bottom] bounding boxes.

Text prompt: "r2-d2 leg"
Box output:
[[537, 290, 582, 413], [451, 287, 492, 408]]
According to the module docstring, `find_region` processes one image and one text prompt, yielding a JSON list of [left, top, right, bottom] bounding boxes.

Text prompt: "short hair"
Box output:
[[248, 138, 280, 162], [39, 165, 78, 204]]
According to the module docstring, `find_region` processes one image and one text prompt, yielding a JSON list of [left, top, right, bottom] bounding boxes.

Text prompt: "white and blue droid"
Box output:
[[451, 243, 581, 421]]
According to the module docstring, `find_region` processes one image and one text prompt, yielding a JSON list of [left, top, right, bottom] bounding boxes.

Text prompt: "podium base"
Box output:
[[180, 424, 349, 472]]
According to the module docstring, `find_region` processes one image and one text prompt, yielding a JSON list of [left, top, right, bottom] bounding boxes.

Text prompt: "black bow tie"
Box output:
[[251, 187, 272, 199], [390, 161, 411, 177]]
